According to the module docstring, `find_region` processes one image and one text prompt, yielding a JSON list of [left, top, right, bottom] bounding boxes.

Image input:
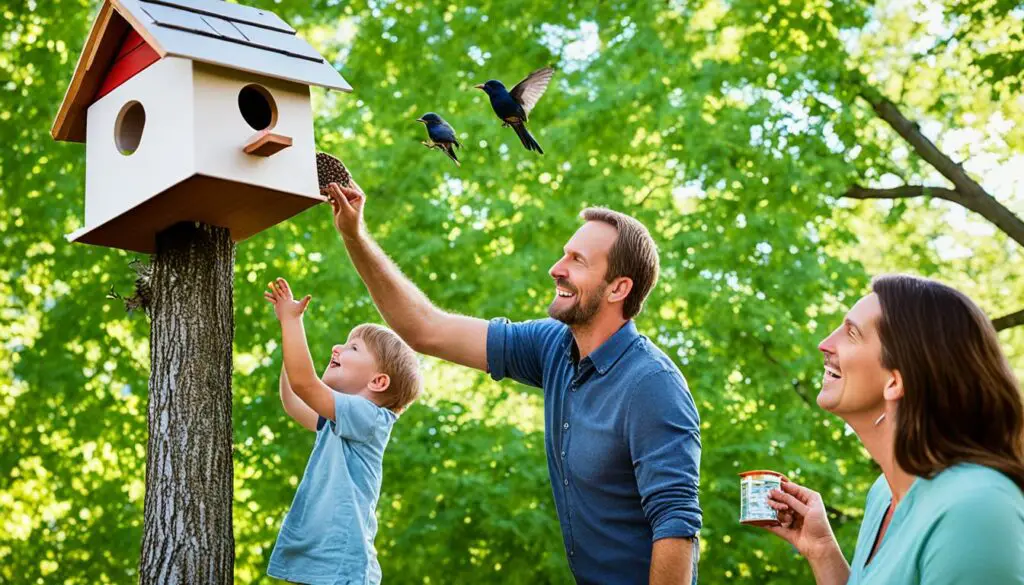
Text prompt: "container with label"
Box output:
[[739, 470, 786, 526]]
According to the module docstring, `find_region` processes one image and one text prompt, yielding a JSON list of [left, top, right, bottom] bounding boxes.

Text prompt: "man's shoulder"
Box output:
[[621, 340, 700, 431], [490, 316, 567, 331], [630, 337, 687, 387], [625, 342, 695, 416], [490, 317, 570, 347]]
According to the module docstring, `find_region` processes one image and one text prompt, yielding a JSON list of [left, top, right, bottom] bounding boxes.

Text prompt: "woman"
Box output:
[[764, 274, 1024, 584]]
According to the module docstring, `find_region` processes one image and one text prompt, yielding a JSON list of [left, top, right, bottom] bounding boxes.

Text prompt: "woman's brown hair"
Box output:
[[873, 274, 1024, 490]]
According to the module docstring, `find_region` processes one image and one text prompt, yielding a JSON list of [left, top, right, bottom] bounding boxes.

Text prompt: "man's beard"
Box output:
[[548, 281, 606, 327]]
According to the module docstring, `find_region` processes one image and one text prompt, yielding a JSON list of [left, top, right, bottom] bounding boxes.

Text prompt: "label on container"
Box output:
[[740, 474, 782, 522]]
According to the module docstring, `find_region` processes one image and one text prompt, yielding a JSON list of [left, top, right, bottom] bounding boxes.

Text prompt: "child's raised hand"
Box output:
[[263, 278, 311, 322]]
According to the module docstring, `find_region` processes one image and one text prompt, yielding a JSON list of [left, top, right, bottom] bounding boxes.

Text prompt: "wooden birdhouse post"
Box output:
[[51, 1, 351, 582]]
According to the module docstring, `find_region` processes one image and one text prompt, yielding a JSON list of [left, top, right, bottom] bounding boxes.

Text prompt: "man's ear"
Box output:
[[368, 373, 390, 393], [883, 370, 904, 401], [607, 277, 633, 304]]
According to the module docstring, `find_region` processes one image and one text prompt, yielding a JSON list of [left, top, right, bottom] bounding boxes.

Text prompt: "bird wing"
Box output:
[[429, 122, 458, 144], [509, 67, 554, 117]]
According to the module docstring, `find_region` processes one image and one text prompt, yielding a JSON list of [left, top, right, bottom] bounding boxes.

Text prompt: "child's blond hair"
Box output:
[[350, 323, 422, 413]]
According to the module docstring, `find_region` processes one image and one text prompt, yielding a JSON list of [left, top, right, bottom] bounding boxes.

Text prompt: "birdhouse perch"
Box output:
[[52, 0, 352, 253]]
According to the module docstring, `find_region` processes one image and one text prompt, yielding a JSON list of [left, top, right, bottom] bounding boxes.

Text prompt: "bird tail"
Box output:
[[511, 122, 543, 154], [442, 143, 461, 167]]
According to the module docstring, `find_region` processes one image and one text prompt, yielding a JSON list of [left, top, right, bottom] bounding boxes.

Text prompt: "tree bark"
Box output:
[[139, 222, 235, 584]]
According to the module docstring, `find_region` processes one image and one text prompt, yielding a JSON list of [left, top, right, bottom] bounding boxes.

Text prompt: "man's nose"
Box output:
[[549, 257, 568, 279]]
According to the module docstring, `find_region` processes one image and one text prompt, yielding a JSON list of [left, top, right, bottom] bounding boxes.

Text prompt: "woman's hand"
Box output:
[[764, 480, 841, 562]]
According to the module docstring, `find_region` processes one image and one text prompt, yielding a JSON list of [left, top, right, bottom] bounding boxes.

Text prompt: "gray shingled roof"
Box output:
[[116, 0, 351, 92]]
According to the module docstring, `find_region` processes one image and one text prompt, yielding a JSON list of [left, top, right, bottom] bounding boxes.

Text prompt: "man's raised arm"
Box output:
[[325, 182, 489, 372]]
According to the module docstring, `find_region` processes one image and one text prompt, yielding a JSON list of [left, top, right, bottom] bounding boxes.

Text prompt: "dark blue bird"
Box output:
[[475, 66, 554, 154], [416, 112, 462, 167]]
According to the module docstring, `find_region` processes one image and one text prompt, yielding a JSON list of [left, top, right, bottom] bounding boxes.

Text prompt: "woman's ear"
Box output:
[[368, 373, 390, 393], [883, 370, 904, 401]]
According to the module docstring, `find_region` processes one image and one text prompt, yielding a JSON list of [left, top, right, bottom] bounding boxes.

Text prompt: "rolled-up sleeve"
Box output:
[[486, 318, 557, 388], [625, 369, 702, 540]]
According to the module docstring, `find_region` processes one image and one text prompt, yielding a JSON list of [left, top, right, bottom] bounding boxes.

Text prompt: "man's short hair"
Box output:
[[580, 208, 660, 320]]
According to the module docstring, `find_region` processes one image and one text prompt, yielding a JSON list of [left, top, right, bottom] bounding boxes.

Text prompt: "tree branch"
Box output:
[[844, 184, 1024, 247], [845, 185, 957, 201], [844, 188, 1024, 331], [825, 505, 853, 526], [993, 308, 1024, 332], [853, 93, 1024, 248], [865, 94, 980, 194], [760, 342, 814, 407], [636, 177, 671, 207]]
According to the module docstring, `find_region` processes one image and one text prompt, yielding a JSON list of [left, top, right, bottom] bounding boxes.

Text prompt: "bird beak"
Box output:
[[415, 118, 425, 123], [473, 84, 485, 90]]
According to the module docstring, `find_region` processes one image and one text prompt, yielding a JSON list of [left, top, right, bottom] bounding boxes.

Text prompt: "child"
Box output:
[[264, 277, 422, 585]]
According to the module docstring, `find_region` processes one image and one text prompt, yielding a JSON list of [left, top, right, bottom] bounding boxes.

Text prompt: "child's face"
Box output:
[[321, 334, 381, 394]]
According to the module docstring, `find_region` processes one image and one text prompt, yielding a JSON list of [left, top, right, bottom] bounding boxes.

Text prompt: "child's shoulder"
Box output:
[[326, 394, 398, 444]]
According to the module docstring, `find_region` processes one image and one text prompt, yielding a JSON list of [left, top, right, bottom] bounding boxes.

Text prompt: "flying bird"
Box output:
[[416, 112, 462, 167], [475, 66, 554, 154]]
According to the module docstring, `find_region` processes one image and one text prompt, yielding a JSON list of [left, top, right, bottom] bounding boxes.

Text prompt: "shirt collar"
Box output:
[[564, 320, 641, 376]]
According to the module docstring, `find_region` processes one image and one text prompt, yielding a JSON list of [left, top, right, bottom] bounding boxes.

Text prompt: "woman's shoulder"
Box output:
[[927, 463, 1020, 493], [912, 465, 1024, 581], [864, 473, 890, 505], [920, 463, 1023, 515]]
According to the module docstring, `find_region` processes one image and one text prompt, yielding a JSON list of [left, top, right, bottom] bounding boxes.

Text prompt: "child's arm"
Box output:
[[279, 367, 318, 431], [264, 278, 337, 423]]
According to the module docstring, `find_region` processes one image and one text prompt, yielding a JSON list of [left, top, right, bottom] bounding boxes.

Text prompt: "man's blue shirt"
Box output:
[[487, 318, 702, 584]]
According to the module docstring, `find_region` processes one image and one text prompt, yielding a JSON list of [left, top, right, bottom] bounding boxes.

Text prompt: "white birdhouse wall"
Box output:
[[191, 63, 317, 198], [85, 56, 195, 228]]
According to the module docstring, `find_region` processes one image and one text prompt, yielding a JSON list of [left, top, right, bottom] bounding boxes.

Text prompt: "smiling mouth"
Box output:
[[824, 364, 842, 380], [555, 286, 575, 299], [329, 358, 341, 368]]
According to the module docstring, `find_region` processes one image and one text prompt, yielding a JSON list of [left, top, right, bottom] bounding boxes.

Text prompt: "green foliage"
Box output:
[[1, 0, 1021, 583]]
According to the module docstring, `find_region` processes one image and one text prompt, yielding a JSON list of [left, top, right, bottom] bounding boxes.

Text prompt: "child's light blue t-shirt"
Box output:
[[268, 393, 398, 585], [847, 463, 1024, 585]]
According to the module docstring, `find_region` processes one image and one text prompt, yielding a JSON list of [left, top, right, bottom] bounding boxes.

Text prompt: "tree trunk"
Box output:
[[139, 222, 235, 584]]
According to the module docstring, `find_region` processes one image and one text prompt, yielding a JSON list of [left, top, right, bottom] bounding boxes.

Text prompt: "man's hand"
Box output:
[[326, 179, 366, 240], [264, 277, 311, 322]]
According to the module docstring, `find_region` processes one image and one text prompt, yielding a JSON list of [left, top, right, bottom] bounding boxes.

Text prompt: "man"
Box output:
[[325, 179, 702, 584]]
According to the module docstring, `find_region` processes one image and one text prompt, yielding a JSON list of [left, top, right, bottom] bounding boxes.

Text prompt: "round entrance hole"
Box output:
[[238, 84, 277, 131], [115, 101, 146, 155]]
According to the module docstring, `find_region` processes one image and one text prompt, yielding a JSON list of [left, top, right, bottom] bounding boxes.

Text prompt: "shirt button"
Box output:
[[560, 450, 566, 458], [563, 422, 569, 430], [563, 479, 569, 486], [570, 550, 575, 557]]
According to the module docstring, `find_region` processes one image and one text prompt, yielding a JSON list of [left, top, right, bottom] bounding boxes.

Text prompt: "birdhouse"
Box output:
[[51, 0, 352, 253]]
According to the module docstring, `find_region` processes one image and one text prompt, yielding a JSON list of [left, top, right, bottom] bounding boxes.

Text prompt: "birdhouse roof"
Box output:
[[52, 0, 352, 142]]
